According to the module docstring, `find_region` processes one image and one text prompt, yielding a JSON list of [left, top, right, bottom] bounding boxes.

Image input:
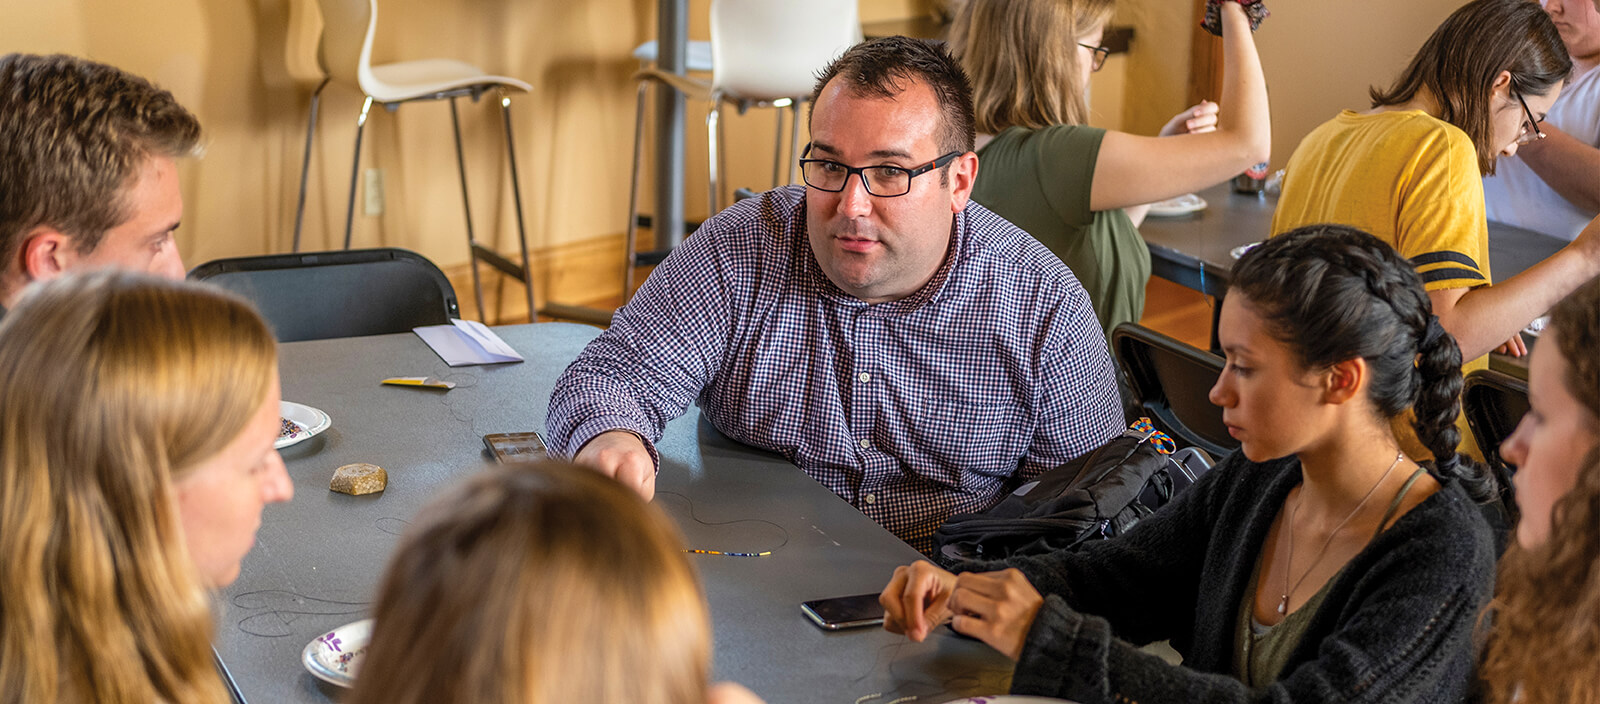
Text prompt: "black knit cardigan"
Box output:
[[990, 452, 1496, 703]]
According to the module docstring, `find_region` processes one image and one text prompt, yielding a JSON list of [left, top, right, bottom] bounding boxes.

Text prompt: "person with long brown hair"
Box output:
[[1478, 276, 1600, 704], [0, 271, 293, 704], [1273, 0, 1600, 368], [347, 462, 764, 704], [949, 0, 1271, 336]]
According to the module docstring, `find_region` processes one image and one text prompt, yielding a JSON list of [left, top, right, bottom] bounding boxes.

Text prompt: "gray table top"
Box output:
[[215, 323, 1012, 703], [1138, 183, 1569, 299], [1137, 182, 1558, 377]]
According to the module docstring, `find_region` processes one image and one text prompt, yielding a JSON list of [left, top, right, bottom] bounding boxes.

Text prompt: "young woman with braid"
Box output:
[[878, 225, 1498, 702], [1477, 276, 1600, 704]]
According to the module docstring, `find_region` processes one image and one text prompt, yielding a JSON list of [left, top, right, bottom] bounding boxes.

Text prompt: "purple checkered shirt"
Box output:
[[548, 185, 1124, 552]]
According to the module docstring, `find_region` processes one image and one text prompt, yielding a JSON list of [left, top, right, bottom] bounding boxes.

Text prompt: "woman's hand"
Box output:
[[1159, 100, 1219, 137], [881, 560, 958, 642], [946, 569, 1045, 661]]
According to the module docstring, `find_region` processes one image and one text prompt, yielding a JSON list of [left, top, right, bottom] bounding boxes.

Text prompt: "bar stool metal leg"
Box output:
[[788, 101, 803, 185], [625, 80, 649, 298], [706, 95, 723, 216], [342, 95, 375, 250], [771, 103, 785, 188], [497, 92, 536, 320], [449, 97, 486, 321], [292, 78, 330, 253]]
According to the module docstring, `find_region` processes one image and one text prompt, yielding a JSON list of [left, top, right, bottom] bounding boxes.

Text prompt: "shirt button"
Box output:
[[858, 372, 871, 383], [858, 438, 870, 449], [864, 493, 877, 505]]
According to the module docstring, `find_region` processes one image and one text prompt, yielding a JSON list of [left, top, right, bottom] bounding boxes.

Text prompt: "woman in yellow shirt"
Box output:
[[1273, 0, 1600, 365]]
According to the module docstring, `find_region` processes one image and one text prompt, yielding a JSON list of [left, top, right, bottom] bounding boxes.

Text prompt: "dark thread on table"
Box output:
[[231, 590, 370, 638], [373, 517, 411, 536], [852, 633, 1007, 701], [655, 490, 791, 555]]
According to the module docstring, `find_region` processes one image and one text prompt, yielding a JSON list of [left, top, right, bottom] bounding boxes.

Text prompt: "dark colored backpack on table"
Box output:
[[931, 425, 1210, 567]]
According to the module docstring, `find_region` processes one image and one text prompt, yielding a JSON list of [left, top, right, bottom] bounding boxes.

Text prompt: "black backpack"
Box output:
[[931, 426, 1208, 567]]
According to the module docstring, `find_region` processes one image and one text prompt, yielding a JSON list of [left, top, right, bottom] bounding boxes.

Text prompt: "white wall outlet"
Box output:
[[364, 168, 385, 216]]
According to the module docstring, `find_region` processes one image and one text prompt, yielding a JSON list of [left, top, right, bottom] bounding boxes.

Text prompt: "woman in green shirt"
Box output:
[[949, 0, 1272, 337]]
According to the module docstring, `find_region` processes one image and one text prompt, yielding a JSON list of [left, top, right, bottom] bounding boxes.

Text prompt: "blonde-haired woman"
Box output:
[[1478, 276, 1600, 704], [951, 0, 1271, 336], [0, 272, 294, 704], [348, 462, 764, 704]]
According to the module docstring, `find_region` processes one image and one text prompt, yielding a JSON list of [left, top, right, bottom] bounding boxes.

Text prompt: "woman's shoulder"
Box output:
[[982, 124, 1106, 153]]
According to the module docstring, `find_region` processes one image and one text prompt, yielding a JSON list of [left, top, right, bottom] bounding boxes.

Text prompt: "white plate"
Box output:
[[1147, 193, 1207, 217], [277, 401, 332, 450], [949, 697, 1080, 704], [302, 618, 370, 688], [1230, 241, 1263, 260]]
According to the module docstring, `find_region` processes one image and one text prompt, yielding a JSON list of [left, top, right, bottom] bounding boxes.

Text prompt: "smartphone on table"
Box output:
[[482, 431, 548, 463], [801, 593, 886, 630]]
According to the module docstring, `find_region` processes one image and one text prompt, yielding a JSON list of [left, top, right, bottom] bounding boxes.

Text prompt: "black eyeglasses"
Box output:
[[798, 146, 962, 197], [1078, 43, 1111, 73], [1515, 91, 1546, 146]]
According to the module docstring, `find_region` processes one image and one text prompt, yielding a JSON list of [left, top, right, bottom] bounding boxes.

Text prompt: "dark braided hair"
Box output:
[[1230, 224, 1496, 502]]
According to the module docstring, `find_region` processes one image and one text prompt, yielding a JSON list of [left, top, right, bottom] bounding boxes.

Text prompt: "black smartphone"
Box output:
[[801, 593, 885, 630], [482, 431, 548, 463]]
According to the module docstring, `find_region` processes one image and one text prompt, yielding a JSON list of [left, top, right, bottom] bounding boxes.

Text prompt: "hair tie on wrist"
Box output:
[[1200, 0, 1270, 37]]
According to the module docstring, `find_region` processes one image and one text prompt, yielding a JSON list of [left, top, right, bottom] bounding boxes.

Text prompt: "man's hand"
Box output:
[[573, 430, 656, 500], [946, 569, 1045, 661], [881, 560, 958, 642]]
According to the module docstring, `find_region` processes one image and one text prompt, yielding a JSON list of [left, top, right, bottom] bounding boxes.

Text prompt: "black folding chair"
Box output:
[[1463, 368, 1530, 519], [189, 248, 459, 342], [1112, 323, 1238, 460]]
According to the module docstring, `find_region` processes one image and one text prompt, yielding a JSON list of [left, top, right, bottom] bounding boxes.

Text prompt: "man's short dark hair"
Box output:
[[809, 36, 977, 157], [0, 53, 202, 263]]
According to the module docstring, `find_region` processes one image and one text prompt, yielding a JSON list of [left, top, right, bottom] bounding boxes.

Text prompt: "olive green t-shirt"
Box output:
[[972, 125, 1151, 338]]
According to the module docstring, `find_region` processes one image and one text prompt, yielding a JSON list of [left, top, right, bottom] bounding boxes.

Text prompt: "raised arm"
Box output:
[[1511, 123, 1600, 214], [1090, 1, 1271, 211], [1434, 214, 1600, 359]]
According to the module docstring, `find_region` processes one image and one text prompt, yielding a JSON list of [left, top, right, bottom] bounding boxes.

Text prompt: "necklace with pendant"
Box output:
[[1278, 451, 1405, 615]]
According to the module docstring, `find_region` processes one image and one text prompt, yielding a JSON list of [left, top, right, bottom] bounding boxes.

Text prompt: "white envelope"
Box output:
[[413, 319, 524, 366]]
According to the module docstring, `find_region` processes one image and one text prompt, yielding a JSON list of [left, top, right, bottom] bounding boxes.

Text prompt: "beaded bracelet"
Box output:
[[1200, 0, 1269, 37]]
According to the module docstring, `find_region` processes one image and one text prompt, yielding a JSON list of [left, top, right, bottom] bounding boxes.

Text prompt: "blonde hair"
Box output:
[[0, 271, 277, 704], [948, 0, 1116, 132], [349, 463, 712, 704], [1479, 277, 1600, 704]]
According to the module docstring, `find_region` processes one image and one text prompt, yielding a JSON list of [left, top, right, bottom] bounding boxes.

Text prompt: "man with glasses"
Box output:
[[547, 37, 1123, 553], [1484, 0, 1600, 241]]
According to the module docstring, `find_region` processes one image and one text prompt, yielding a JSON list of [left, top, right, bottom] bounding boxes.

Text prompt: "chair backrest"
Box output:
[[316, 0, 379, 91], [1112, 323, 1237, 459], [711, 0, 862, 101], [1463, 368, 1530, 483], [189, 247, 459, 343]]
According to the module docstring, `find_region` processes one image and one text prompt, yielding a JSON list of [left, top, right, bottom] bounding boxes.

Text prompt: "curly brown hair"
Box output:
[[1478, 276, 1600, 704], [0, 53, 201, 262]]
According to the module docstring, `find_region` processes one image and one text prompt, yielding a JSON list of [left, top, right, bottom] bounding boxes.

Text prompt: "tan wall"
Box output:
[[1112, 0, 1466, 169]]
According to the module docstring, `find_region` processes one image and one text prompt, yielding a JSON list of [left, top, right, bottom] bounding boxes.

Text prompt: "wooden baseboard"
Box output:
[[444, 232, 629, 324]]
